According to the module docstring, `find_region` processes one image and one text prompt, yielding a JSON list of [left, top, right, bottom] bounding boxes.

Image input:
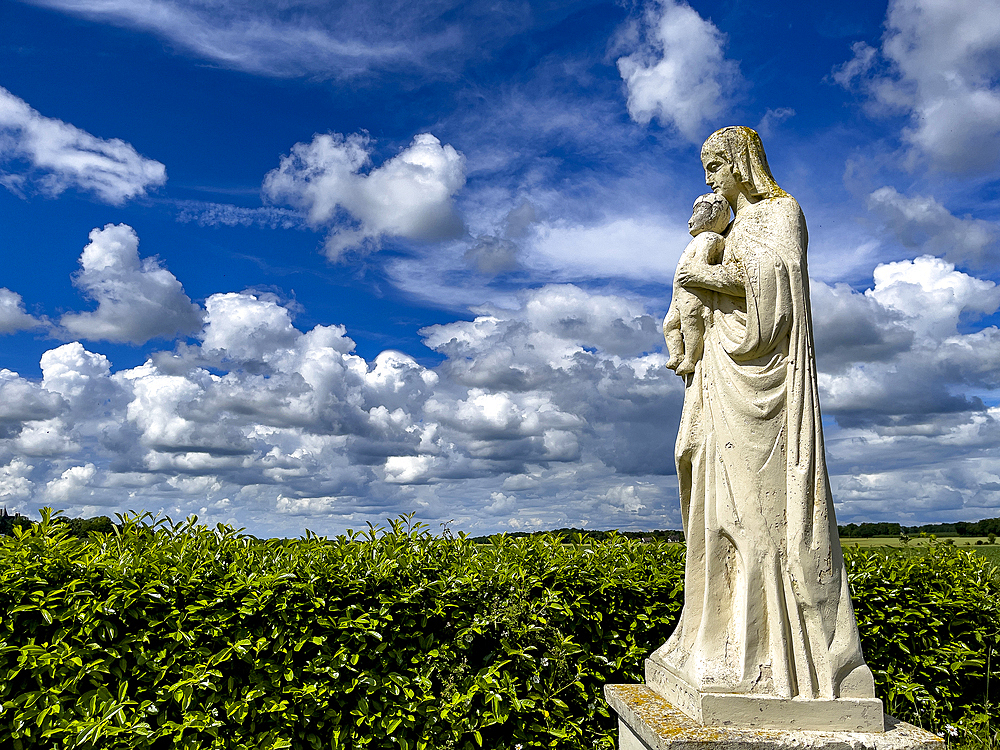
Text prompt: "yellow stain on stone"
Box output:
[[609, 684, 757, 743], [604, 684, 945, 750]]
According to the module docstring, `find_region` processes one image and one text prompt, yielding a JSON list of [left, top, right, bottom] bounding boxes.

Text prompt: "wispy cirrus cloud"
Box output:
[[19, 0, 536, 79], [175, 201, 303, 230]]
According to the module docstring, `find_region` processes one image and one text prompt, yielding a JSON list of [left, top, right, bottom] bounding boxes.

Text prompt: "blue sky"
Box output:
[[1, 0, 999, 537]]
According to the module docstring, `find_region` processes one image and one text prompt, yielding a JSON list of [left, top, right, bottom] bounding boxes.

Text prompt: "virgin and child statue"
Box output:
[[649, 127, 884, 731]]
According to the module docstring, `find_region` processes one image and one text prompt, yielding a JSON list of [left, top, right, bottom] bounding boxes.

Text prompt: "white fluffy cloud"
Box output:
[[866, 186, 999, 267], [45, 463, 97, 503], [2, 263, 1000, 533], [0, 289, 40, 334], [0, 370, 65, 424], [263, 132, 466, 258], [0, 284, 684, 533], [0, 86, 166, 204], [816, 256, 1000, 421], [59, 224, 203, 345], [834, 0, 1000, 172], [616, 0, 742, 141], [0, 458, 34, 504], [527, 216, 690, 282], [869, 256, 1000, 338], [808, 258, 1000, 522]]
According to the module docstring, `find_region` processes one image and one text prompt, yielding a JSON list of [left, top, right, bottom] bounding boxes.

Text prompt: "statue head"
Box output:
[[688, 192, 730, 237], [700, 127, 786, 203]]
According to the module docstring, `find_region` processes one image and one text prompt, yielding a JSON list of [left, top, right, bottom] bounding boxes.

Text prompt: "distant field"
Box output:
[[839, 536, 1000, 565], [840, 536, 991, 547]]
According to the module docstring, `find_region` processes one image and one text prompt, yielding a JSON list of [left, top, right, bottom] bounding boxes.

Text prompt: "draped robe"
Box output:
[[652, 196, 876, 701]]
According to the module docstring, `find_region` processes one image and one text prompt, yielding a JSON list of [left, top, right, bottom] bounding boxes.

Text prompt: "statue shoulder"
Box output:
[[762, 195, 802, 219], [759, 196, 807, 240]]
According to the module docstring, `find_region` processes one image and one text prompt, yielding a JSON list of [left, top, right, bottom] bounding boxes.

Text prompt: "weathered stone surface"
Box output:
[[605, 685, 942, 750], [664, 192, 729, 376], [654, 126, 881, 730], [645, 658, 883, 732]]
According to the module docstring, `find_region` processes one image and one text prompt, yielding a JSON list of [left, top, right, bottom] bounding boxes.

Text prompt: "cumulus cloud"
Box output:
[[0, 283, 686, 533], [45, 463, 97, 503], [604, 484, 649, 514], [0, 289, 41, 334], [815, 256, 1000, 425], [262, 132, 466, 259], [810, 281, 913, 372], [616, 0, 742, 141], [0, 86, 166, 204], [0, 458, 34, 505], [806, 257, 1000, 523], [59, 224, 203, 345], [0, 370, 65, 424], [833, 0, 1000, 172], [199, 292, 301, 364], [2, 267, 1000, 533], [866, 186, 999, 267], [869, 256, 1000, 338], [421, 285, 679, 478]]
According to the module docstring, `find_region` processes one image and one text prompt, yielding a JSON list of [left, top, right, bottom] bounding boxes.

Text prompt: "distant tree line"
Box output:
[[471, 519, 1000, 543], [838, 522, 903, 538], [838, 517, 1000, 538], [1, 508, 115, 538], [5, 509, 1000, 542], [469, 527, 684, 544], [0, 509, 32, 536]]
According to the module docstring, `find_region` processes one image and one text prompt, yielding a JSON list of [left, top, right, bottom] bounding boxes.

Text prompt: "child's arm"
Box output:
[[675, 237, 742, 296], [698, 232, 725, 265]]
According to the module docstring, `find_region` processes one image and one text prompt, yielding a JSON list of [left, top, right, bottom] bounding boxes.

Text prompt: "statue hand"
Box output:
[[676, 262, 743, 297]]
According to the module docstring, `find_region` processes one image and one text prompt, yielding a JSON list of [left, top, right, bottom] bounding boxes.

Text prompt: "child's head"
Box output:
[[688, 192, 730, 236]]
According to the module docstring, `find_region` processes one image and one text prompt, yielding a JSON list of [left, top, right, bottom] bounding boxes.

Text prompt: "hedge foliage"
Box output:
[[850, 543, 1000, 735], [0, 511, 998, 749], [0, 511, 683, 749]]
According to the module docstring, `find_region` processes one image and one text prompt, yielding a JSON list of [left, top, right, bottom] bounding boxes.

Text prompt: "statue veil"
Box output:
[[701, 126, 788, 201]]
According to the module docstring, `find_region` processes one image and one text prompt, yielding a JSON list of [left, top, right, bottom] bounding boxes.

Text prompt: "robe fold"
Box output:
[[653, 195, 876, 701]]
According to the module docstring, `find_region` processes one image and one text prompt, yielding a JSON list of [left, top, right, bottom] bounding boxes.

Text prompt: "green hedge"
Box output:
[[850, 543, 1000, 736], [0, 511, 997, 749]]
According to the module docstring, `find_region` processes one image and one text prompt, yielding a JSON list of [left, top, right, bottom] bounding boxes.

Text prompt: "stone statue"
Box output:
[[664, 192, 730, 376], [647, 126, 883, 731]]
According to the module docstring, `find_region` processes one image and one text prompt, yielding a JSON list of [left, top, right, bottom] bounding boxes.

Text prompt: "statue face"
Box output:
[[702, 151, 740, 207]]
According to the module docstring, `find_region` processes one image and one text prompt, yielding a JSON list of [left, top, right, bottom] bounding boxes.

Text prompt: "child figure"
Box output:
[[663, 192, 730, 376]]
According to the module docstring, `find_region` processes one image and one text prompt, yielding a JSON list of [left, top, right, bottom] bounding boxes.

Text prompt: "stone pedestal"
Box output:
[[605, 685, 943, 750], [645, 656, 885, 732]]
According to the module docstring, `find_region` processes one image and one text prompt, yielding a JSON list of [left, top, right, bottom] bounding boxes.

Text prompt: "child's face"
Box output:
[[688, 202, 728, 236]]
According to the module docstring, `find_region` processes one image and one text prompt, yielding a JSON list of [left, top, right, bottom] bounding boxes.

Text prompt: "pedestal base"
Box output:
[[605, 684, 942, 750], [645, 657, 885, 732]]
